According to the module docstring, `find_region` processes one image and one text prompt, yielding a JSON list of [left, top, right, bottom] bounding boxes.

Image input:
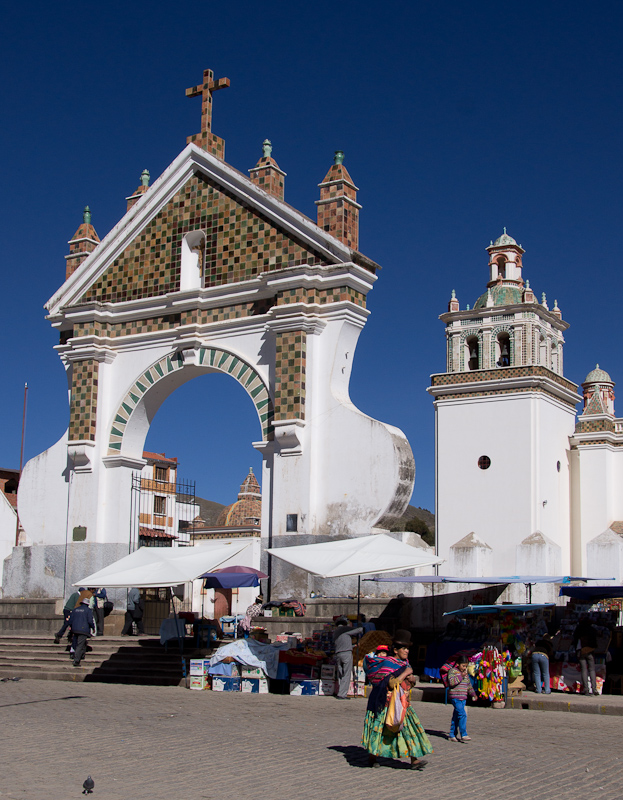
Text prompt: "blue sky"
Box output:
[[2, 1, 623, 512]]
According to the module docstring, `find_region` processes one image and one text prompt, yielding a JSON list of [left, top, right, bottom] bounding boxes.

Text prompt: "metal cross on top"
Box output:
[[185, 68, 230, 133]]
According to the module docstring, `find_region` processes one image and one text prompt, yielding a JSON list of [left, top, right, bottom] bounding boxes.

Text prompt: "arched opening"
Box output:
[[551, 342, 559, 373], [466, 336, 479, 371], [180, 230, 206, 291], [496, 256, 507, 280], [539, 334, 548, 368], [496, 332, 511, 367]]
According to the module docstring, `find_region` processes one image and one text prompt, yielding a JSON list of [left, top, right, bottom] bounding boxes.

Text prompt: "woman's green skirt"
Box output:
[[362, 706, 434, 759]]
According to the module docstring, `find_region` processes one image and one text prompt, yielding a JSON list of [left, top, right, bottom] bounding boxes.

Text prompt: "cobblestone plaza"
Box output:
[[0, 680, 621, 800]]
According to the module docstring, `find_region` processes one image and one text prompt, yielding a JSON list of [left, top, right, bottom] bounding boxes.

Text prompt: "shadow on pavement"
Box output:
[[327, 745, 417, 770], [0, 695, 87, 708]]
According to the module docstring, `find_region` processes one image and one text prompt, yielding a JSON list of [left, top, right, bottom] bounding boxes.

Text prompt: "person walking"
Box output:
[[333, 616, 363, 699], [362, 630, 432, 769], [54, 587, 84, 644], [573, 615, 599, 695], [531, 636, 553, 694], [89, 588, 107, 636], [447, 658, 477, 741], [68, 590, 95, 667], [121, 588, 145, 636]]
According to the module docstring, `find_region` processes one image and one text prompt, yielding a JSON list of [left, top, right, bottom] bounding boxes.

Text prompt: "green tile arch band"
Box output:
[[107, 347, 274, 455]]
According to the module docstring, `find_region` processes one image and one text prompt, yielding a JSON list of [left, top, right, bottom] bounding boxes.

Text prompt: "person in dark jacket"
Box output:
[[54, 587, 84, 644], [573, 616, 599, 695], [121, 588, 145, 635], [68, 590, 95, 667]]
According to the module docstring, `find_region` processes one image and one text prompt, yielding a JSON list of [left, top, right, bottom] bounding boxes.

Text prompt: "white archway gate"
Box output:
[[14, 88, 415, 597]]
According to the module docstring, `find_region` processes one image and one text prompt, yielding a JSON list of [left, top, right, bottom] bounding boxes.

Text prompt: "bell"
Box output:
[[501, 342, 509, 357], [469, 345, 478, 360]]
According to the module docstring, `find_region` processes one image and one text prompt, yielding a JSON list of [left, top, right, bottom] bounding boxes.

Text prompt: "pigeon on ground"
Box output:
[[82, 775, 94, 794]]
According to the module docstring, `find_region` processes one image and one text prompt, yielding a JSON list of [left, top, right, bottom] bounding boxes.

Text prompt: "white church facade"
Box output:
[[430, 230, 623, 589]]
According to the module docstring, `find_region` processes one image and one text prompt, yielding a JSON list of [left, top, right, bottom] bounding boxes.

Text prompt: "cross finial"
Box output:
[[262, 139, 272, 158], [186, 68, 230, 134]]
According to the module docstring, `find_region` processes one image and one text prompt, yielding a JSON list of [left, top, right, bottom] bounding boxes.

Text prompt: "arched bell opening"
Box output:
[[466, 335, 480, 371], [496, 332, 511, 367]]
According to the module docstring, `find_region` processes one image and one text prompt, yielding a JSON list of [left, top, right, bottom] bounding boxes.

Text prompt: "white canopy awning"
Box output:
[[266, 534, 443, 579], [74, 542, 249, 588]]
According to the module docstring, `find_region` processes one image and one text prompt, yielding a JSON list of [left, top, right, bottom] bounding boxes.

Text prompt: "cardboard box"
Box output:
[[348, 681, 365, 697], [212, 677, 241, 692], [189, 659, 210, 676], [290, 679, 320, 696], [189, 676, 209, 690], [258, 678, 269, 694], [320, 679, 337, 696], [262, 609, 273, 617], [321, 664, 336, 680], [241, 678, 260, 693], [241, 667, 264, 678]]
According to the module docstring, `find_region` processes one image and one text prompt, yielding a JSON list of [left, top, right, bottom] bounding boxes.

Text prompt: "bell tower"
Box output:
[[429, 231, 579, 588]]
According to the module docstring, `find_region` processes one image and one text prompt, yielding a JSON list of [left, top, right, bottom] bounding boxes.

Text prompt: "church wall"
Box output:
[[436, 391, 574, 576], [574, 445, 623, 576]]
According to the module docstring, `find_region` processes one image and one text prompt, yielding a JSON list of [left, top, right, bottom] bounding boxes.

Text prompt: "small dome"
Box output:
[[492, 229, 517, 247], [584, 364, 613, 384], [473, 284, 523, 309]]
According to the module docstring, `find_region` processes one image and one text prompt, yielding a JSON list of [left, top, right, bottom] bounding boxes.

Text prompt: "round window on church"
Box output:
[[478, 456, 491, 470]]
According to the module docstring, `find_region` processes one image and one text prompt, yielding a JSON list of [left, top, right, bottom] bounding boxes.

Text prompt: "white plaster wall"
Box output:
[[436, 391, 575, 576], [18, 431, 70, 546], [0, 493, 17, 591]]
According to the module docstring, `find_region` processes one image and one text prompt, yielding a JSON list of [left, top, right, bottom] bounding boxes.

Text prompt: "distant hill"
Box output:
[[390, 505, 436, 547]]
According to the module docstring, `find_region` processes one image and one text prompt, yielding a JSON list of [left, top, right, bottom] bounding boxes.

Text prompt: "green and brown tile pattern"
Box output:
[[575, 418, 616, 434], [108, 348, 273, 454], [274, 330, 306, 420], [431, 365, 576, 394], [74, 315, 181, 338], [79, 173, 328, 305], [69, 360, 99, 441], [276, 286, 365, 308], [435, 386, 570, 402]]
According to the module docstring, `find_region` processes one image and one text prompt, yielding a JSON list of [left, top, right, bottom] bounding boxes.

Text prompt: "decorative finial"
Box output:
[[525, 279, 530, 289], [334, 150, 344, 165], [553, 299, 560, 309], [596, 364, 600, 369], [542, 292, 547, 305], [83, 206, 91, 225], [466, 303, 470, 311], [249, 466, 254, 473], [262, 139, 272, 158], [490, 240, 493, 246], [141, 169, 150, 187], [503, 226, 507, 234], [451, 289, 456, 299]]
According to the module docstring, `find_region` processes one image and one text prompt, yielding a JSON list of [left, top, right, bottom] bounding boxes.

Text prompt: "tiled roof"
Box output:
[[142, 451, 178, 465], [139, 526, 177, 540], [584, 365, 613, 384]]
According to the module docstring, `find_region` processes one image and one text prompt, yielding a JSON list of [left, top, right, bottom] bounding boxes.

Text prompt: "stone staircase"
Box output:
[[0, 635, 190, 685], [0, 599, 198, 685]]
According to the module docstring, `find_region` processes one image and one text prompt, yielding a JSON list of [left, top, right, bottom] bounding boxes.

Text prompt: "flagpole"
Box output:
[[15, 382, 28, 547]]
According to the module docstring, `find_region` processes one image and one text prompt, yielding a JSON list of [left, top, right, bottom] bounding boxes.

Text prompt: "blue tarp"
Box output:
[[202, 573, 260, 589], [559, 586, 623, 601], [443, 603, 555, 616]]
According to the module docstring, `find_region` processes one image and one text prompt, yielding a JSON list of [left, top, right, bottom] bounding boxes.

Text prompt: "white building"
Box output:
[[430, 230, 623, 591]]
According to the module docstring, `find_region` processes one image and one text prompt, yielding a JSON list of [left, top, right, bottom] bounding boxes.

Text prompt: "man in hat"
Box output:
[[333, 616, 363, 699], [68, 590, 95, 667]]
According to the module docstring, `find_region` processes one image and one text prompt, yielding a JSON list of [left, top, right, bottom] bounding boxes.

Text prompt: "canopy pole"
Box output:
[[357, 575, 361, 623]]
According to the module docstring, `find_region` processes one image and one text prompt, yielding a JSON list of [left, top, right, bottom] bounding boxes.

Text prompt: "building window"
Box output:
[[155, 466, 168, 482], [478, 456, 491, 470], [496, 256, 507, 280], [154, 496, 166, 516], [286, 514, 298, 532], [557, 461, 561, 472]]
